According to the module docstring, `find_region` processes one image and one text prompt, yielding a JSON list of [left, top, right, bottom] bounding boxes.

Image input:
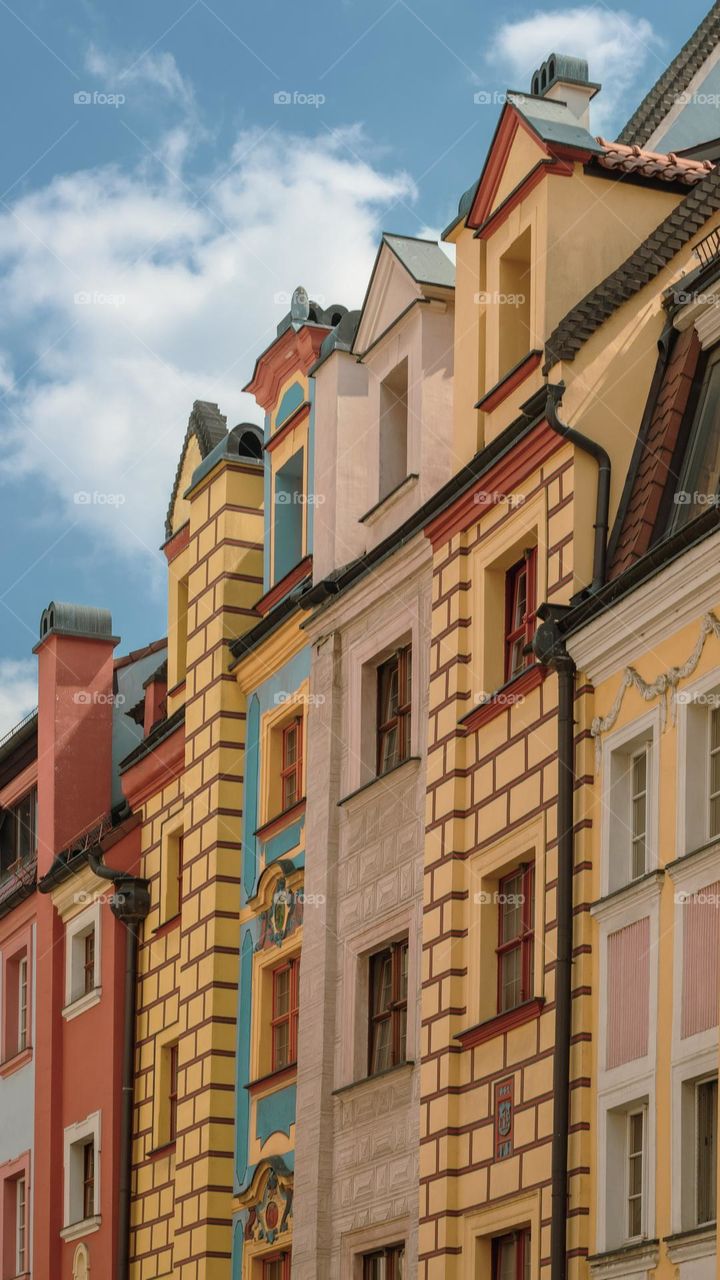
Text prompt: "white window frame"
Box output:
[[668, 842, 720, 1060], [15, 1173, 27, 1275], [625, 1106, 647, 1242], [676, 669, 720, 856], [597, 1085, 654, 1252], [17, 955, 28, 1052], [671, 1045, 719, 1235], [600, 709, 660, 898], [61, 1110, 101, 1240], [63, 899, 101, 1020]]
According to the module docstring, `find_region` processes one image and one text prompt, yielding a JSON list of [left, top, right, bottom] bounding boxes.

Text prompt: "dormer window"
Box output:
[[379, 358, 409, 501], [671, 347, 720, 530]]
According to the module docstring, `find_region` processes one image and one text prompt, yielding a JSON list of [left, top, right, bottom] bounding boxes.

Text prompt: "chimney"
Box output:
[[34, 601, 118, 874], [530, 53, 600, 130]]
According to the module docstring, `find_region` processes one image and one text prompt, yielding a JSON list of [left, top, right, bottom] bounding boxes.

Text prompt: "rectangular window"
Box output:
[[696, 1076, 718, 1225], [0, 788, 37, 875], [83, 932, 95, 997], [271, 958, 300, 1072], [17, 956, 28, 1053], [497, 865, 535, 1013], [168, 1043, 179, 1143], [273, 449, 304, 583], [630, 748, 648, 880], [710, 707, 720, 838], [82, 1141, 95, 1222], [368, 939, 408, 1076], [280, 719, 303, 812], [262, 1254, 291, 1280], [376, 647, 412, 776], [627, 1109, 645, 1239], [504, 550, 536, 682], [363, 1243, 405, 1279], [378, 358, 409, 502], [15, 1175, 26, 1276], [493, 1231, 531, 1280]]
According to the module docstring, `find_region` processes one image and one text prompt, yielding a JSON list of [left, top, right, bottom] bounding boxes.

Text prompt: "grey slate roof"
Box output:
[[544, 167, 720, 371], [383, 234, 455, 288], [618, 1, 720, 147], [507, 91, 604, 156], [165, 400, 228, 539]]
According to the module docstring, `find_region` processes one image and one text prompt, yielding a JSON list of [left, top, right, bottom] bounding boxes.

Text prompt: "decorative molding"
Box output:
[[588, 1241, 660, 1280]]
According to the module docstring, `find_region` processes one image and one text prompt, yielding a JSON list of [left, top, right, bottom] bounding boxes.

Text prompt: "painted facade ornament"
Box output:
[[256, 875, 304, 950], [244, 1166, 293, 1245], [72, 1242, 90, 1280], [494, 1077, 514, 1160], [290, 286, 310, 328], [591, 611, 720, 768]]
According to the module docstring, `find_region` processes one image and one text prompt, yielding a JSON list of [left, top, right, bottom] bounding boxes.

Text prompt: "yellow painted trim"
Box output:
[[461, 1188, 542, 1280], [234, 617, 307, 694], [259, 678, 309, 828]]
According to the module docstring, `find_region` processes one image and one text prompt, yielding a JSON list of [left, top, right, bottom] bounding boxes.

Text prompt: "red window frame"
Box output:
[[271, 957, 300, 1072], [496, 865, 535, 1014], [362, 1243, 406, 1279], [504, 549, 537, 682], [368, 939, 409, 1076], [82, 1141, 95, 1221], [493, 1229, 531, 1280], [280, 718, 303, 812], [262, 1253, 291, 1280], [376, 647, 412, 776], [168, 1043, 179, 1143]]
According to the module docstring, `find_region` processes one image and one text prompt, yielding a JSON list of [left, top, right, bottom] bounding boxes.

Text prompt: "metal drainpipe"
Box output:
[[532, 608, 576, 1280], [545, 383, 610, 593], [87, 848, 150, 1280]]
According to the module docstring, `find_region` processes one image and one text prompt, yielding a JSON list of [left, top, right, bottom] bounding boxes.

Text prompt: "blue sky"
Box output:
[[0, 0, 710, 731]]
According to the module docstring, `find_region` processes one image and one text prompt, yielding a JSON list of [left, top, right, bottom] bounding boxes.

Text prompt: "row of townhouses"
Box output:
[[3, 6, 720, 1278]]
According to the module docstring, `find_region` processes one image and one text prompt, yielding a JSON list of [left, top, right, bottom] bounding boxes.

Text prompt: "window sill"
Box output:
[[360, 474, 419, 526], [588, 1240, 659, 1278], [338, 756, 421, 808], [62, 987, 102, 1021], [255, 797, 306, 842], [152, 913, 181, 939], [245, 1063, 298, 1096], [461, 664, 546, 733], [665, 1224, 716, 1263], [590, 868, 664, 915], [666, 836, 720, 874], [456, 997, 545, 1049], [147, 1140, 177, 1162], [256, 555, 313, 618], [0, 1045, 33, 1078], [475, 349, 543, 414], [60, 1215, 102, 1242], [332, 1059, 414, 1097]]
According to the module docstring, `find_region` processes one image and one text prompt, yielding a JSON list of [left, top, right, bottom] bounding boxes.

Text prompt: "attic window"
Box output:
[[498, 228, 532, 378], [548, 58, 555, 81], [670, 348, 720, 531], [379, 358, 409, 502]]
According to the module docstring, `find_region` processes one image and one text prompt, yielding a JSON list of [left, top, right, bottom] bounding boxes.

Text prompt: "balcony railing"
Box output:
[[694, 227, 720, 268]]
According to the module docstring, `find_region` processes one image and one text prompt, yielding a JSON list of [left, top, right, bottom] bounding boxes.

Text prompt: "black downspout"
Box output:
[[546, 383, 611, 593], [532, 608, 576, 1280], [87, 848, 150, 1280]]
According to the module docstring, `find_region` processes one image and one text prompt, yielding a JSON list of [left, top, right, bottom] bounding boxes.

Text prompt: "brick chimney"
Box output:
[[530, 53, 600, 130], [34, 601, 118, 874]]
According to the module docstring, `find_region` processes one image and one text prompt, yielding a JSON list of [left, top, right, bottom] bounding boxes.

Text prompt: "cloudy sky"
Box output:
[[0, 0, 708, 732]]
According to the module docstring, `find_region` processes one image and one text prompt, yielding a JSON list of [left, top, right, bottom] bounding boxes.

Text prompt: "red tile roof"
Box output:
[[596, 138, 714, 184]]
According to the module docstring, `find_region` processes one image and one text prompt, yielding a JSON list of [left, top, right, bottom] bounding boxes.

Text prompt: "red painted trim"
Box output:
[[255, 797, 306, 843], [457, 996, 545, 1049], [474, 159, 572, 240], [0, 1045, 33, 1078], [246, 1062, 298, 1097], [255, 555, 312, 617], [476, 351, 543, 413], [166, 678, 186, 698], [161, 522, 190, 563], [244, 325, 329, 409], [461, 664, 546, 733], [467, 108, 535, 228], [425, 421, 562, 549], [151, 914, 181, 941], [147, 1141, 176, 1163], [265, 402, 311, 454]]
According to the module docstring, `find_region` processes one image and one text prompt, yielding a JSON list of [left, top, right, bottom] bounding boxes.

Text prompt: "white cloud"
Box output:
[[0, 128, 416, 562], [0, 659, 37, 739], [487, 7, 663, 133], [85, 45, 194, 107]]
